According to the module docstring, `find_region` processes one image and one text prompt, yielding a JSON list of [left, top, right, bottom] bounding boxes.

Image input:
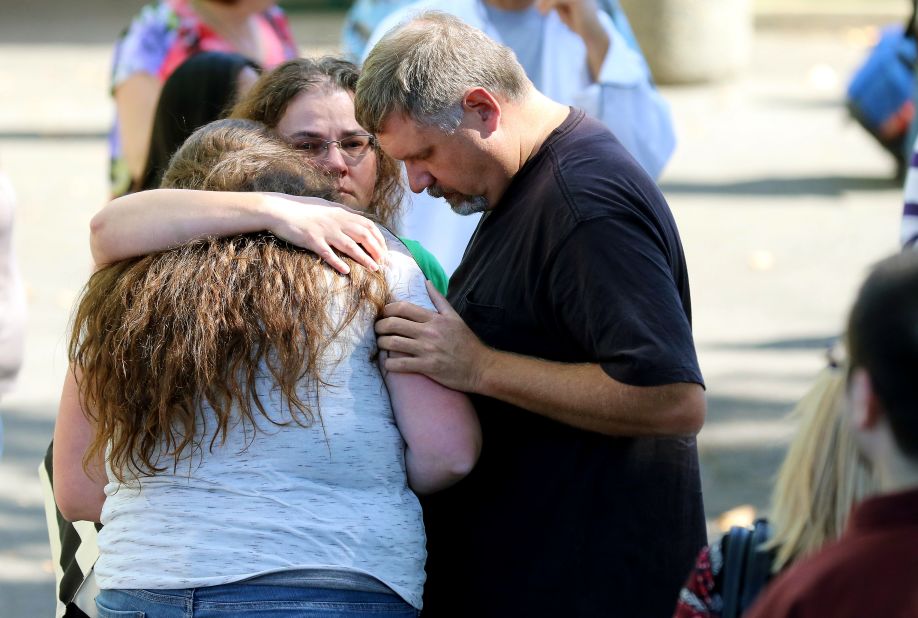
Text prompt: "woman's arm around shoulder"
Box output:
[[90, 189, 388, 274]]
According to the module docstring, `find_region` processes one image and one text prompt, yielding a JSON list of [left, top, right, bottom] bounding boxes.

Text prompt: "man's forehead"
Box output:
[[378, 113, 438, 156], [379, 112, 427, 138]]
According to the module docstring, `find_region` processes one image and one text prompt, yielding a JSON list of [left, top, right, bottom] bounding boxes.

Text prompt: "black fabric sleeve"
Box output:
[[544, 214, 704, 387]]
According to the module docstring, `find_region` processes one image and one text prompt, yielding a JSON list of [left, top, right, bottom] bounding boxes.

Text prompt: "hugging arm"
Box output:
[[90, 189, 388, 274], [53, 367, 106, 523], [382, 351, 481, 495]]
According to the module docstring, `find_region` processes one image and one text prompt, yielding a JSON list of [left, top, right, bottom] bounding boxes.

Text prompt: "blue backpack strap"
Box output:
[[720, 525, 751, 618], [739, 519, 775, 612]]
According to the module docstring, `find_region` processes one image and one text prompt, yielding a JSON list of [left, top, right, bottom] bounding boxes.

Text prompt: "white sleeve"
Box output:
[[571, 12, 676, 179], [903, 145, 918, 249]]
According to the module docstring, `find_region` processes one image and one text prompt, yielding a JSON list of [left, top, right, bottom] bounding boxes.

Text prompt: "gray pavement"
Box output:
[[0, 2, 910, 615]]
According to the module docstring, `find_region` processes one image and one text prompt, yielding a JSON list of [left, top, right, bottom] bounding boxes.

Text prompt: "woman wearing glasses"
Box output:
[[51, 58, 451, 617], [91, 57, 448, 295], [56, 118, 480, 616]]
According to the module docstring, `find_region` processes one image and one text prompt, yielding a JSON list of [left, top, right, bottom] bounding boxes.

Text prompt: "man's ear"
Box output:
[[850, 368, 884, 430], [461, 87, 501, 134]]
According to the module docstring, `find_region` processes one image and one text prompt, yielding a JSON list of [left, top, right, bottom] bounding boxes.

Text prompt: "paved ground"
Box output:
[[0, 1, 910, 615]]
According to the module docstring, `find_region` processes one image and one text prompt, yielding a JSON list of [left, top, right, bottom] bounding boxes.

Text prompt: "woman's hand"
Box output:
[[264, 193, 388, 274]]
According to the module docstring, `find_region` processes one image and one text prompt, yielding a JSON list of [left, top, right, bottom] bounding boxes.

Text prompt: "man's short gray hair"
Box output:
[[355, 11, 530, 135]]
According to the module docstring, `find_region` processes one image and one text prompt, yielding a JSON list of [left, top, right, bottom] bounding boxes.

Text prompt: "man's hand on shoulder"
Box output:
[[376, 281, 496, 392]]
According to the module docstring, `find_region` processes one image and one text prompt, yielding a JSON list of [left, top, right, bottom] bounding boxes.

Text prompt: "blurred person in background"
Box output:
[[54, 118, 479, 617], [901, 129, 918, 248], [342, 0, 646, 77], [674, 356, 879, 618], [746, 251, 918, 618], [109, 0, 298, 197], [93, 57, 448, 293], [356, 0, 674, 276], [136, 50, 261, 191], [0, 166, 27, 456]]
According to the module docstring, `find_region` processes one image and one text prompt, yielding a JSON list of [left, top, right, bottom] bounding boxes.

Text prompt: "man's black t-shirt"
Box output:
[[422, 109, 706, 617]]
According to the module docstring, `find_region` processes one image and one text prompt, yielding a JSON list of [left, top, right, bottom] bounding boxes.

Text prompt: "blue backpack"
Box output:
[[846, 7, 918, 174], [720, 518, 775, 618]]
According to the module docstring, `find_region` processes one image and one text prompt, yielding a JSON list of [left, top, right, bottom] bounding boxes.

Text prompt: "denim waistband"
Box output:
[[243, 568, 394, 595]]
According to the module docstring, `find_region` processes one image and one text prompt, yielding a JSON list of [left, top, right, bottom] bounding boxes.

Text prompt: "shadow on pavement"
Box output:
[[0, 492, 51, 556], [0, 580, 56, 617], [705, 334, 840, 352], [662, 175, 898, 197], [0, 0, 146, 45], [699, 392, 795, 521], [2, 405, 55, 462], [756, 95, 844, 111], [0, 131, 106, 142], [704, 392, 794, 423], [700, 439, 787, 517], [0, 405, 56, 617]]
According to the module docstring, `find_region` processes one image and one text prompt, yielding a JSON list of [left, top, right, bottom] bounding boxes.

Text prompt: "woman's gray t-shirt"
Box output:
[[95, 230, 433, 609]]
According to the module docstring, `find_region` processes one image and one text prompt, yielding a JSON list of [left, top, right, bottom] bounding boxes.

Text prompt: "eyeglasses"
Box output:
[[293, 134, 376, 162]]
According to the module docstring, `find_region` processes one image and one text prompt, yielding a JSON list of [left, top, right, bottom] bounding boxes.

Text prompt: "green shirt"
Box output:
[[398, 237, 449, 296]]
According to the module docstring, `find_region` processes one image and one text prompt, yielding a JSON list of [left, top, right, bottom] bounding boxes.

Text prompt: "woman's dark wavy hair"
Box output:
[[70, 119, 388, 482], [136, 51, 261, 193], [230, 56, 405, 230]]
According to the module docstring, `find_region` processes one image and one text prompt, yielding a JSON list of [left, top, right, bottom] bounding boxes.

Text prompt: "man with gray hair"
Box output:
[[362, 0, 672, 179], [361, 0, 673, 275], [365, 12, 706, 617]]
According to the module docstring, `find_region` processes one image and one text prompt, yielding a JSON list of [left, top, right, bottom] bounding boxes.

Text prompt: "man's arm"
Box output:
[[90, 189, 388, 274], [473, 356, 703, 436], [376, 283, 705, 436]]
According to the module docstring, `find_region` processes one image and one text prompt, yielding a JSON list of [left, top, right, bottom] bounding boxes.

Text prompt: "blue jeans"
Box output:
[[95, 584, 420, 618]]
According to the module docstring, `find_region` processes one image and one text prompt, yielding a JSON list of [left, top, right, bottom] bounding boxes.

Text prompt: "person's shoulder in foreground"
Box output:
[[744, 488, 918, 618], [747, 250, 918, 618]]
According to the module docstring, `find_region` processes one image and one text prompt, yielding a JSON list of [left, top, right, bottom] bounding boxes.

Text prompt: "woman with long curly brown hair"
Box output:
[[54, 119, 479, 617], [91, 56, 450, 296]]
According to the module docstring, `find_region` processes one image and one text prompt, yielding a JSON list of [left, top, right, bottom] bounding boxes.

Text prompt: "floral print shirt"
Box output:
[[109, 0, 298, 196]]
